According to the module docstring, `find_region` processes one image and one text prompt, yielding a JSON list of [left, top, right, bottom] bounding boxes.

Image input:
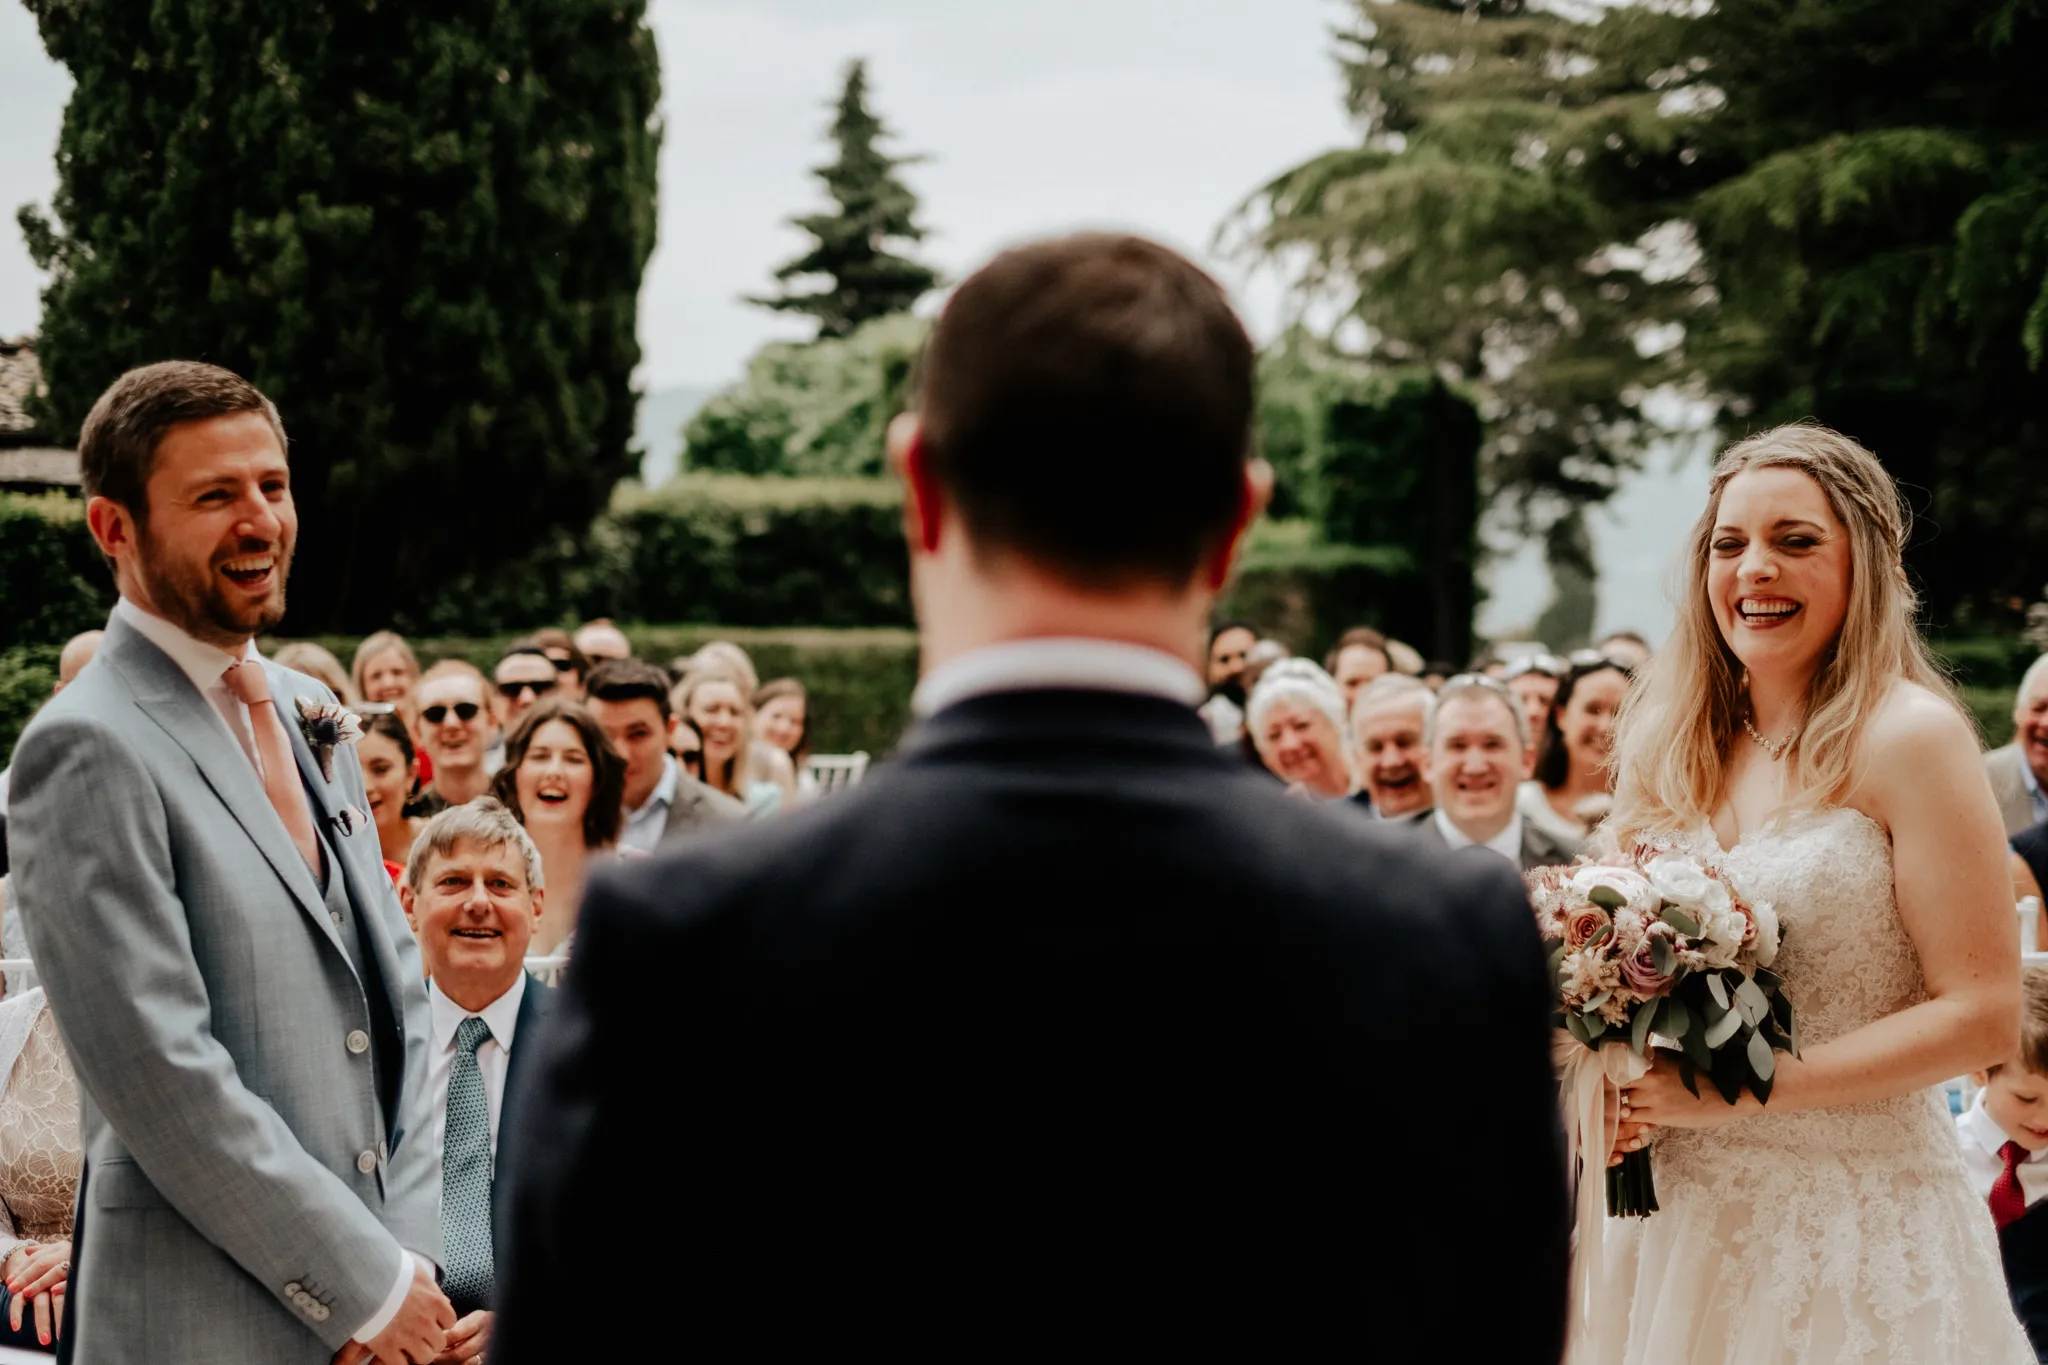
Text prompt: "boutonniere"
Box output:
[[294, 697, 364, 782]]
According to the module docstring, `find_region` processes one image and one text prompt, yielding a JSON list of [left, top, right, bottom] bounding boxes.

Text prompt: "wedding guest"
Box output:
[[0, 987, 80, 1353], [572, 619, 633, 664], [584, 660, 744, 852], [1385, 637, 1425, 677], [1503, 653, 1566, 746], [1350, 675, 1434, 819], [754, 679, 816, 799], [1421, 660, 1458, 691], [272, 641, 356, 704], [493, 644, 560, 730], [680, 645, 799, 796], [1958, 966, 2048, 1357], [350, 630, 421, 708], [1409, 675, 1578, 870], [1989, 654, 2048, 836], [1324, 626, 1391, 710], [1596, 628, 1653, 671], [1197, 620, 1257, 744], [688, 641, 760, 692], [677, 671, 786, 816], [0, 632, 99, 878], [1519, 655, 1632, 847], [416, 662, 499, 808], [396, 800, 553, 1365], [1246, 659, 1355, 800], [359, 713, 423, 877], [528, 629, 589, 702], [488, 700, 625, 956]]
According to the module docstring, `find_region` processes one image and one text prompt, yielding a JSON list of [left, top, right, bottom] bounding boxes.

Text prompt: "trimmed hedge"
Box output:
[[0, 494, 113, 653]]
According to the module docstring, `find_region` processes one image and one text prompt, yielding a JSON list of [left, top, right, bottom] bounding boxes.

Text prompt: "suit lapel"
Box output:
[[108, 621, 344, 953]]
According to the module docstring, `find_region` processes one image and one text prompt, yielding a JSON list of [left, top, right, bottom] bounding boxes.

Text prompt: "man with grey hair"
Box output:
[[1988, 654, 2048, 836], [397, 799, 551, 1365], [1349, 674, 1435, 819], [1409, 675, 1577, 871]]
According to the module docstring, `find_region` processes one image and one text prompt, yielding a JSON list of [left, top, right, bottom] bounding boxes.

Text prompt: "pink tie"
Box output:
[[223, 661, 323, 875]]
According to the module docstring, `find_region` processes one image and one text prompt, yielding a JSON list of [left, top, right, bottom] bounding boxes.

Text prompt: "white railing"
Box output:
[[805, 752, 871, 795]]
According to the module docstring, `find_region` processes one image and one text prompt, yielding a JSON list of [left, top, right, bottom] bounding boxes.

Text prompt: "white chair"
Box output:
[[806, 752, 871, 795]]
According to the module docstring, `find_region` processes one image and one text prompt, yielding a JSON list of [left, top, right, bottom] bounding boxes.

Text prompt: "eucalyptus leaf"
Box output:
[[1678, 1056, 1700, 1098], [1631, 1001, 1657, 1055], [1683, 1021, 1713, 1072], [1651, 936, 1675, 975], [1564, 1010, 1592, 1046], [1734, 977, 1771, 1027], [1706, 973, 1730, 1010], [1747, 1068, 1775, 1106], [1704, 1006, 1744, 1049], [1585, 1011, 1608, 1040], [1664, 997, 1691, 1040], [1588, 885, 1625, 911], [1662, 906, 1701, 938], [1583, 990, 1612, 1014], [1747, 1026, 1777, 1081], [1754, 966, 1784, 991], [1588, 924, 1614, 949]]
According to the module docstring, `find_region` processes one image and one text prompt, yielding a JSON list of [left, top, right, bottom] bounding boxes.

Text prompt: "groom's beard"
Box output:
[[1211, 677, 1246, 707], [136, 525, 295, 645]]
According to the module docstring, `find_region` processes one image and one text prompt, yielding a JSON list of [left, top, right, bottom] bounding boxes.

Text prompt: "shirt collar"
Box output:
[[627, 752, 680, 822], [911, 638, 1205, 718], [1434, 805, 1523, 863], [2025, 762, 2042, 800], [1963, 1089, 2048, 1160], [115, 597, 257, 696], [427, 971, 528, 1054]]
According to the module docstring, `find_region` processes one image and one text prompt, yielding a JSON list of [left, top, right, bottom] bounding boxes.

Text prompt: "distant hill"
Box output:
[[633, 384, 716, 487]]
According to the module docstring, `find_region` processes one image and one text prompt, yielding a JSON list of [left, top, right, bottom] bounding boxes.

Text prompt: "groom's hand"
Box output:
[[340, 1256, 455, 1365]]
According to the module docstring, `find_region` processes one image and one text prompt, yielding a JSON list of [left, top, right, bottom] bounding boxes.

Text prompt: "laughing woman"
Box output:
[[490, 700, 627, 960]]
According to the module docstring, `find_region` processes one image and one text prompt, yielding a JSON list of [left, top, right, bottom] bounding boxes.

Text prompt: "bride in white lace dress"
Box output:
[[1586, 424, 2032, 1363]]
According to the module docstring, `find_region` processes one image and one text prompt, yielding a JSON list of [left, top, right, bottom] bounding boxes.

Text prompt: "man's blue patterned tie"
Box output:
[[442, 1015, 495, 1307]]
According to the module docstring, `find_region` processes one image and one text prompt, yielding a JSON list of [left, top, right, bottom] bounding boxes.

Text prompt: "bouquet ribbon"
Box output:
[[1554, 1034, 1649, 1353]]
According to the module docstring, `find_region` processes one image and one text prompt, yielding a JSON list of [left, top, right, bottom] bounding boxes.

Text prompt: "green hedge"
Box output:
[[273, 625, 919, 758], [0, 494, 113, 653]]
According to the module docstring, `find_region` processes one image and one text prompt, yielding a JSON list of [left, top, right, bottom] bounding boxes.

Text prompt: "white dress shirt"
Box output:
[[1957, 1092, 2048, 1211], [117, 600, 421, 1342], [618, 753, 680, 855], [911, 637, 1206, 717], [1434, 805, 1524, 865], [425, 973, 528, 1159], [114, 598, 289, 779]]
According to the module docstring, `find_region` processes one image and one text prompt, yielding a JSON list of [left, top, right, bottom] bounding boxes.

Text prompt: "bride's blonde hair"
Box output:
[[1608, 422, 1958, 841]]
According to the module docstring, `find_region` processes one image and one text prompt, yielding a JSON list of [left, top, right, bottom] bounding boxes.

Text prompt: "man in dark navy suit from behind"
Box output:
[[495, 232, 1569, 1358]]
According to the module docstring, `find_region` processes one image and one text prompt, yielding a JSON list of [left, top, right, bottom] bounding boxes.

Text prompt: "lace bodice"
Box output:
[[1587, 806, 2032, 1363], [0, 1005, 80, 1252]]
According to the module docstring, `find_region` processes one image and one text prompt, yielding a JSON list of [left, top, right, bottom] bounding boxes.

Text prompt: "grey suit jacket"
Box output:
[[8, 614, 441, 1364], [1406, 808, 1579, 874], [1988, 744, 2041, 838], [655, 769, 746, 844]]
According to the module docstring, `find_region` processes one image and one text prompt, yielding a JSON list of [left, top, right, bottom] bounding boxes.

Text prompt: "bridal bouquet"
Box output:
[[1527, 847, 1796, 1217]]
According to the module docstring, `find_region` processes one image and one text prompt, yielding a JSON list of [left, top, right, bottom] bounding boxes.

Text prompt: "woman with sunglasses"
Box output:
[[1517, 653, 1634, 851]]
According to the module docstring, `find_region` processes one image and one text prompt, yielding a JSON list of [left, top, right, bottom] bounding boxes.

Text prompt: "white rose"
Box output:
[[1750, 898, 1780, 968], [1700, 934, 1742, 970], [1644, 853, 1716, 911], [1569, 865, 1656, 912]]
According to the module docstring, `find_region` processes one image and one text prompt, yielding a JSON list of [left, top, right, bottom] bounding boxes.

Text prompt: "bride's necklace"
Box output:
[[1741, 713, 1798, 761]]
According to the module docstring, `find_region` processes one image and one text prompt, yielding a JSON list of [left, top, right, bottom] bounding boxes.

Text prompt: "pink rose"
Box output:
[[1618, 937, 1674, 996], [1564, 904, 1612, 949]]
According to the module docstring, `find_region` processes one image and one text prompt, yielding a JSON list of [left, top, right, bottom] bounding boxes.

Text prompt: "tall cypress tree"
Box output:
[[752, 60, 939, 339], [16, 0, 660, 631]]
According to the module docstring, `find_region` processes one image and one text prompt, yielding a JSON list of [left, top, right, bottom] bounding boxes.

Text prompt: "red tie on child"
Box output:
[[1991, 1140, 2030, 1231]]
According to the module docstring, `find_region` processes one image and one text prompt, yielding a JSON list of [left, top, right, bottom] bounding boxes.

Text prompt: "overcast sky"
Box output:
[[0, 0, 1691, 640]]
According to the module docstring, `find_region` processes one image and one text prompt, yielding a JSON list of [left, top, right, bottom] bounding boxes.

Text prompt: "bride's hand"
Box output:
[[1622, 1052, 1761, 1130], [1602, 1086, 1657, 1166]]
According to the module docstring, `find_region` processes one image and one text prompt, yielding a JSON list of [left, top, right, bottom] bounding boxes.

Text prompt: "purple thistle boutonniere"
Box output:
[[295, 697, 364, 782]]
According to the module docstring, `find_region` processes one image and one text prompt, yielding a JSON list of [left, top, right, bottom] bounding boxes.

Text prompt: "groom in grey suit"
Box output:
[[8, 362, 454, 1364]]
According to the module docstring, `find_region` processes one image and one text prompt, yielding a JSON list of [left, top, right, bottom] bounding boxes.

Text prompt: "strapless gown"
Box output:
[[1581, 807, 2032, 1364]]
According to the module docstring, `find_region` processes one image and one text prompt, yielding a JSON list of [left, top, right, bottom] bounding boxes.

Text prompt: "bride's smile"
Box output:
[[1706, 464, 1851, 683]]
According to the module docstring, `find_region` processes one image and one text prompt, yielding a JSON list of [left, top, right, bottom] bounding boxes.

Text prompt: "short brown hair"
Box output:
[[1324, 626, 1389, 675], [916, 232, 1254, 586], [489, 699, 627, 849], [78, 361, 285, 517], [1994, 966, 2048, 1077]]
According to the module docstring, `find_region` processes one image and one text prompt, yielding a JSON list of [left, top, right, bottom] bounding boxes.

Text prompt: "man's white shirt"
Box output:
[[618, 753, 680, 855], [911, 637, 1206, 717], [1957, 1092, 2048, 1212], [425, 972, 528, 1159], [1434, 805, 1523, 865]]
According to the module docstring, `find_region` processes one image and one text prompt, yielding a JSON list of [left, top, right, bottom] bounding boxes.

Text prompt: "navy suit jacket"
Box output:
[[2002, 1199, 2048, 1361]]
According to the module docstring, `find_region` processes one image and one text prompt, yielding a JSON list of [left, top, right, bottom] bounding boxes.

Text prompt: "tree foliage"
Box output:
[[17, 0, 661, 631], [1241, 0, 2048, 625], [750, 59, 939, 339]]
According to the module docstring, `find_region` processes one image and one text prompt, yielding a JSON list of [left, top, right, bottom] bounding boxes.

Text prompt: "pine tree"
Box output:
[[752, 60, 939, 339], [16, 0, 661, 631]]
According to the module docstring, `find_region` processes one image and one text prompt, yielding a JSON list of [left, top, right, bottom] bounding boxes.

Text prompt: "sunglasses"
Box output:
[[421, 702, 482, 725], [1503, 654, 1567, 681], [497, 679, 558, 700]]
